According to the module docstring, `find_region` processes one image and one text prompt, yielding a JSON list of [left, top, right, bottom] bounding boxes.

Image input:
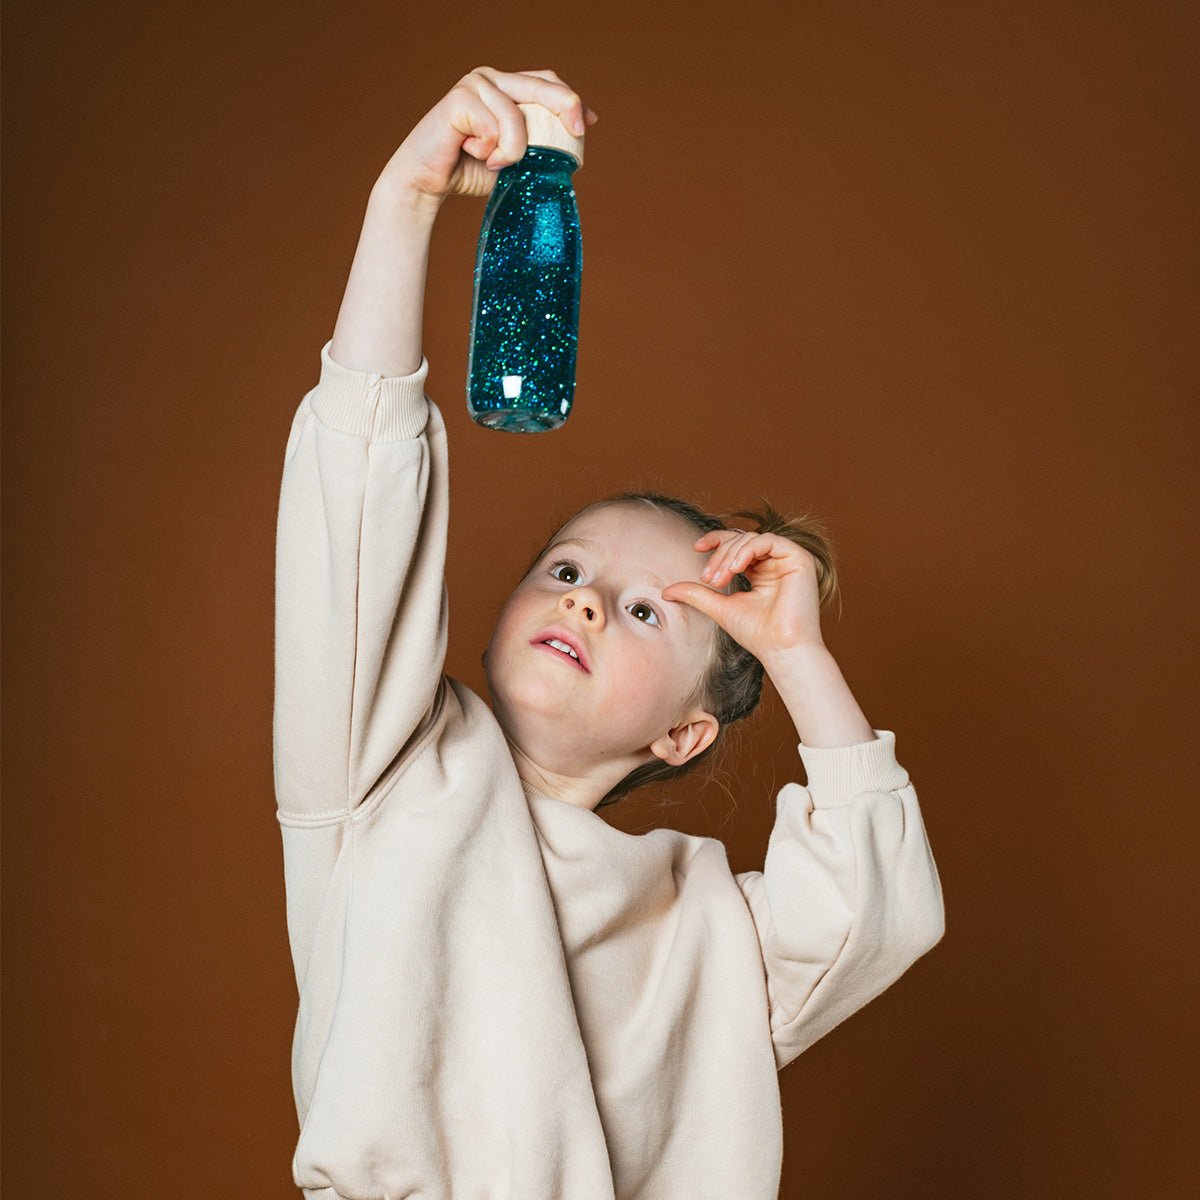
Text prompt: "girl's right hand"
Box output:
[[376, 67, 598, 212]]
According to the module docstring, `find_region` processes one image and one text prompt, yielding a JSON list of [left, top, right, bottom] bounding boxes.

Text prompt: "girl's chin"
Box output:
[[492, 677, 590, 716]]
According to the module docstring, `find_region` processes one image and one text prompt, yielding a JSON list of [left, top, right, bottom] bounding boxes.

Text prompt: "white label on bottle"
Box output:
[[502, 375, 523, 399]]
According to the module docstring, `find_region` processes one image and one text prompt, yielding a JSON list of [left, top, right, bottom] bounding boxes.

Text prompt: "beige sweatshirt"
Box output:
[[273, 339, 946, 1200]]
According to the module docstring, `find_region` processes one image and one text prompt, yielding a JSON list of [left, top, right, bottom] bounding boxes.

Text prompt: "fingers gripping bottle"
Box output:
[[466, 102, 584, 432]]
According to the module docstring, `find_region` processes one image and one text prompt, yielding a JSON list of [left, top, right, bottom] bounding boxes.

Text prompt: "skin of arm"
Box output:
[[759, 644, 878, 748], [328, 180, 442, 378]]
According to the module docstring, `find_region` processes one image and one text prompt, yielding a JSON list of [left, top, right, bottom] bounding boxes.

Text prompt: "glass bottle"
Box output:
[[466, 103, 584, 433]]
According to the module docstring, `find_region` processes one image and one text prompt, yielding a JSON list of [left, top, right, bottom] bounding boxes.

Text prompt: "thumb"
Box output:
[[661, 582, 729, 623]]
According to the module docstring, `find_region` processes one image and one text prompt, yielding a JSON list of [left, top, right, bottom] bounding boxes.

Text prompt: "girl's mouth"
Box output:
[[533, 640, 589, 673]]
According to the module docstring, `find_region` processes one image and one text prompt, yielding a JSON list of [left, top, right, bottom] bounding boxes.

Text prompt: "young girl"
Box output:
[[273, 66, 945, 1200]]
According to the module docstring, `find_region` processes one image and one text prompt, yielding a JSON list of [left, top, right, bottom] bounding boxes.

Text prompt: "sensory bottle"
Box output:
[[466, 102, 585, 432]]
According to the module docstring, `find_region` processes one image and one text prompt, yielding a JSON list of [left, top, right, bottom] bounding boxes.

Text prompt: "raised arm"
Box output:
[[664, 537, 946, 1070], [273, 71, 597, 824]]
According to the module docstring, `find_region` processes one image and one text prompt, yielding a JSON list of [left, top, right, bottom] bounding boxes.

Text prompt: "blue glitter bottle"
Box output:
[[467, 103, 585, 433]]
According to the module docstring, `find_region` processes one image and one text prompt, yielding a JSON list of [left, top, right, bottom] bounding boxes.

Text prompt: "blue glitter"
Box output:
[[530, 201, 565, 264], [466, 146, 582, 433]]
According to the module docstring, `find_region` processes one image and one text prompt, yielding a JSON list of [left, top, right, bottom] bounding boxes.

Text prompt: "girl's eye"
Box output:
[[627, 602, 660, 626], [547, 560, 662, 627]]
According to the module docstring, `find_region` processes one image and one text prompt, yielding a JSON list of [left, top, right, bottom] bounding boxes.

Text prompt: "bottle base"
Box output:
[[470, 406, 567, 433]]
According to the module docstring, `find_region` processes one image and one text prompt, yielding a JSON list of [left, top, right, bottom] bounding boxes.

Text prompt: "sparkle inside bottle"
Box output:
[[466, 145, 582, 433]]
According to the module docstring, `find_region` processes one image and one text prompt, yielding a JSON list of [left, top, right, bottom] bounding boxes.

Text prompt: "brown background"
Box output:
[[4, 1, 1196, 1195]]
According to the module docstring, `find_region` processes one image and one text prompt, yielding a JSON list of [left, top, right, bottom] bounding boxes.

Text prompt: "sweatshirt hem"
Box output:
[[307, 338, 431, 441], [796, 727, 909, 808]]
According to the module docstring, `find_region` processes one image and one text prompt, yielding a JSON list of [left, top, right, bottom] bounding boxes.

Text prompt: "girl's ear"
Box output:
[[650, 711, 719, 767]]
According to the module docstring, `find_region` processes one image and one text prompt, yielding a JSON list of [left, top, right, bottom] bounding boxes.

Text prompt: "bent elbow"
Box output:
[[914, 896, 946, 956]]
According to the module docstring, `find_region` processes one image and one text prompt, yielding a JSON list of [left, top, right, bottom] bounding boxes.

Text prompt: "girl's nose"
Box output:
[[563, 596, 597, 621]]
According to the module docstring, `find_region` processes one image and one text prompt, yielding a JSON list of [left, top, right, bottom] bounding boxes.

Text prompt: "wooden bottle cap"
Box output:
[[518, 102, 585, 168]]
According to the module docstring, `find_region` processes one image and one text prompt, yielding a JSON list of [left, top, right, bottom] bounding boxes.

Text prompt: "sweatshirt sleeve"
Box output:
[[272, 339, 449, 821], [734, 729, 945, 1072]]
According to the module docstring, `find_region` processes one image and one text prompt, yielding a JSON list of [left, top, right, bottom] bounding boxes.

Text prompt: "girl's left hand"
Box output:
[[661, 530, 825, 661]]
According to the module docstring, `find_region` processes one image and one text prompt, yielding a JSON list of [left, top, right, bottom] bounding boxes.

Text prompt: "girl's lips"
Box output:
[[533, 641, 589, 673]]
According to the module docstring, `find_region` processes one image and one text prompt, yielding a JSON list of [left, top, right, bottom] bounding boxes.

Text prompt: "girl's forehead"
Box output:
[[552, 511, 706, 583], [565, 506, 692, 545]]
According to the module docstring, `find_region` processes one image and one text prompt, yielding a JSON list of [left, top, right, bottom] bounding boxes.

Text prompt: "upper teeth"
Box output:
[[545, 638, 580, 661]]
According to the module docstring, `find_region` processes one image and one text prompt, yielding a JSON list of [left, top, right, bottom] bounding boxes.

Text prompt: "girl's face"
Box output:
[[482, 504, 724, 811]]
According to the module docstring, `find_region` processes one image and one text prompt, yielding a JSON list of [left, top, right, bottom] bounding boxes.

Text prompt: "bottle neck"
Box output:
[[514, 145, 579, 177]]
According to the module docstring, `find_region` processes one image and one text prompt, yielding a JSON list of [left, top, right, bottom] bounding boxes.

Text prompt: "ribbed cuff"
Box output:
[[796, 728, 910, 809], [307, 338, 431, 441]]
